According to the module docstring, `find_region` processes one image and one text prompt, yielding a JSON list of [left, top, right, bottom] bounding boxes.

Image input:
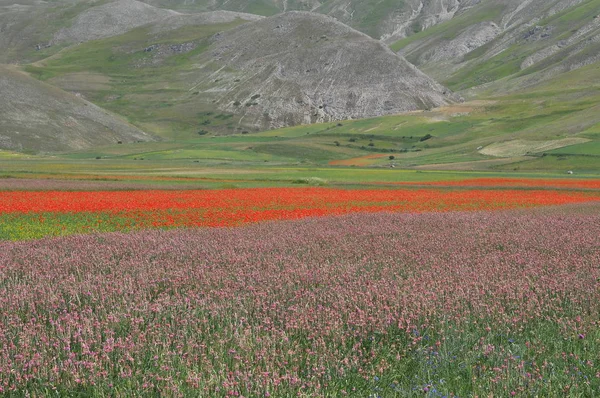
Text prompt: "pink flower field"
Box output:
[[1, 203, 599, 397]]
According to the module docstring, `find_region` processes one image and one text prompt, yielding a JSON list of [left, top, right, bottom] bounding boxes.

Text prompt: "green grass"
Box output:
[[243, 1, 280, 15], [121, 148, 292, 162], [445, 45, 525, 90], [2, 154, 598, 188], [580, 122, 600, 139], [27, 22, 240, 78], [495, 155, 600, 173], [0, 0, 112, 63], [539, 0, 600, 29], [546, 141, 600, 156], [0, 150, 31, 159], [0, 212, 138, 241], [315, 0, 403, 39]]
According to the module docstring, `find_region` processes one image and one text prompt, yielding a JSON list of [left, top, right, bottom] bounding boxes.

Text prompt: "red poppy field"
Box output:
[[1, 178, 599, 396], [1, 182, 599, 240]]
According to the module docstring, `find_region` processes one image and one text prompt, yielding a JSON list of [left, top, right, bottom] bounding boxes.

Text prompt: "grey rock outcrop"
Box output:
[[395, 0, 599, 90], [415, 22, 501, 64], [138, 0, 484, 42], [192, 12, 455, 129]]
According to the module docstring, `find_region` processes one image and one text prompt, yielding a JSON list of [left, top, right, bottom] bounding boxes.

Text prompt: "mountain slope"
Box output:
[[52, 0, 180, 44], [391, 0, 600, 92], [52, 0, 263, 44], [0, 0, 261, 64], [28, 11, 454, 135], [200, 12, 455, 129], [132, 0, 600, 95], [138, 0, 482, 41], [0, 65, 154, 153]]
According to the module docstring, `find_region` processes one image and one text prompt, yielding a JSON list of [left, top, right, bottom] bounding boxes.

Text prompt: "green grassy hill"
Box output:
[[23, 18, 253, 141], [0, 0, 261, 64], [0, 65, 155, 153]]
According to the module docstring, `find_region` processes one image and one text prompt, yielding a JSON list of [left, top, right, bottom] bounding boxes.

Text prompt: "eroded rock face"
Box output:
[[138, 0, 483, 42], [396, 0, 598, 89], [377, 0, 483, 43], [193, 12, 455, 129], [415, 22, 502, 64]]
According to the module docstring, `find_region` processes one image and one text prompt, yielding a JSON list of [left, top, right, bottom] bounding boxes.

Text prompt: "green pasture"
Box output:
[[0, 212, 136, 241], [1, 85, 599, 177], [547, 141, 600, 156], [38, 88, 597, 173], [2, 155, 598, 190]]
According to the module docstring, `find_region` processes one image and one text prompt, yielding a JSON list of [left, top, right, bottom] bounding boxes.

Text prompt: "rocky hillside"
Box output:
[[0, 0, 261, 63], [28, 11, 454, 134], [198, 12, 455, 129], [6, 0, 598, 95], [135, 0, 600, 92], [0, 66, 154, 153], [52, 0, 180, 44], [391, 0, 600, 92], [52, 0, 262, 44], [139, 0, 481, 42]]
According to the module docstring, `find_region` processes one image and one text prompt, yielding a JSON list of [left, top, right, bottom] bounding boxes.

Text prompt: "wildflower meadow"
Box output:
[[0, 180, 599, 396], [1, 184, 598, 240]]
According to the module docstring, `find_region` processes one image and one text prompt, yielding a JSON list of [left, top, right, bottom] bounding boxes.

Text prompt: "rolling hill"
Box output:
[[194, 11, 455, 129], [0, 0, 261, 64], [12, 0, 593, 96], [0, 65, 154, 152], [24, 11, 455, 139], [132, 1, 600, 96], [52, 0, 263, 45]]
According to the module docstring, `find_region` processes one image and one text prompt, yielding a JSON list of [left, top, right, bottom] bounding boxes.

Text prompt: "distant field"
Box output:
[[546, 141, 600, 156], [2, 156, 599, 189]]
